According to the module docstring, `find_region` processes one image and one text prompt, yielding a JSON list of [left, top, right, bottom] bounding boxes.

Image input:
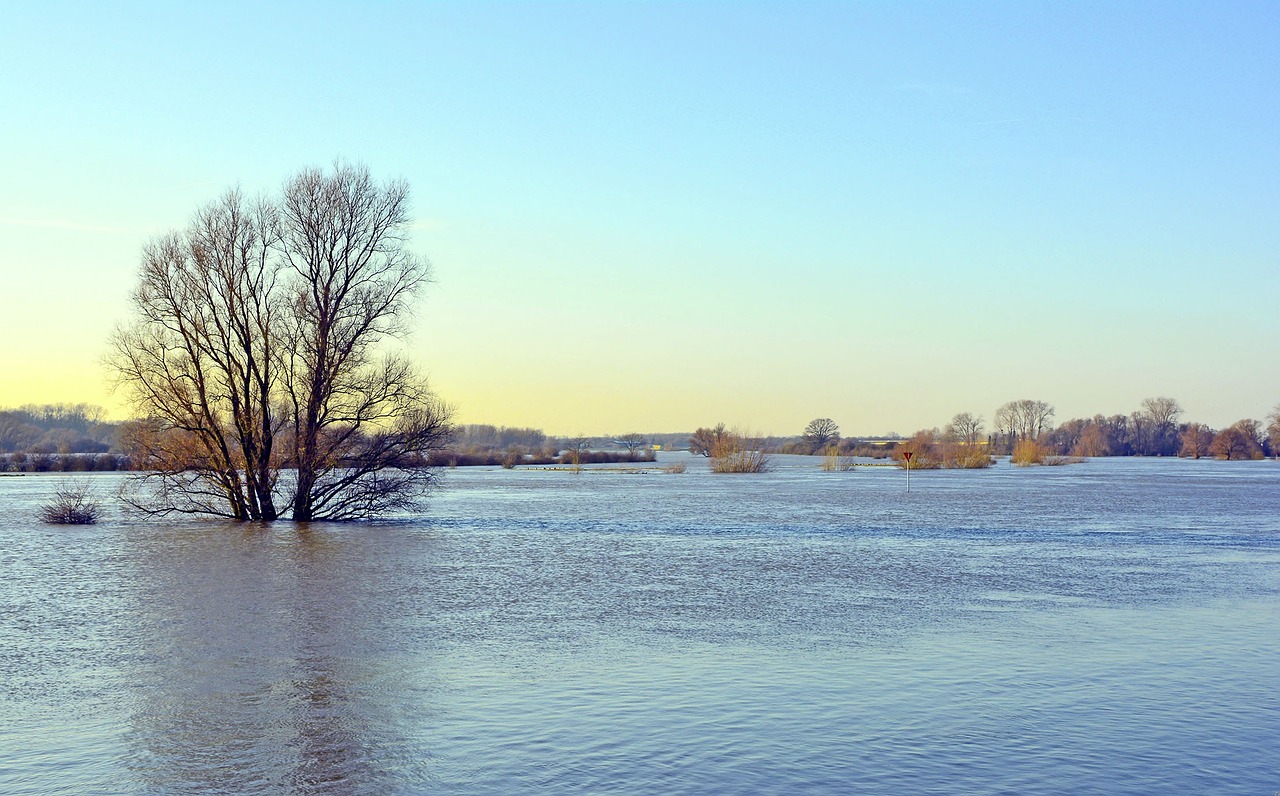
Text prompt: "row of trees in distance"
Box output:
[[766, 397, 1280, 463], [0, 404, 116, 454]]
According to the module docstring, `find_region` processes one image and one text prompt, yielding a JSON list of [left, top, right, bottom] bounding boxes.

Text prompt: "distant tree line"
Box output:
[[0, 416, 660, 472], [0, 404, 120, 454], [7, 395, 1279, 478], [981, 396, 1280, 461], [687, 397, 1280, 467], [769, 397, 1280, 464], [427, 424, 655, 468], [0, 404, 132, 471]]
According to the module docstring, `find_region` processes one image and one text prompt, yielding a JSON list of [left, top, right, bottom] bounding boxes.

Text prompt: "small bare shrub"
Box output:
[[38, 480, 102, 524], [664, 460, 687, 474]]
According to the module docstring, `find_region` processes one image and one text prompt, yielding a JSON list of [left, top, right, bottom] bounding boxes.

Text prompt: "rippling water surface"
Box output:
[[2, 456, 1278, 794]]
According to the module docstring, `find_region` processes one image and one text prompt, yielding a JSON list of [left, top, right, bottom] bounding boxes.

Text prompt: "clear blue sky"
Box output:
[[2, 1, 1277, 435]]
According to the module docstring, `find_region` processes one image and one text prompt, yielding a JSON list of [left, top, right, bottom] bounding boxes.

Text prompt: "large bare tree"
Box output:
[[944, 412, 984, 446], [802, 418, 840, 450], [276, 164, 446, 520], [995, 399, 1055, 447], [110, 163, 450, 521], [1138, 396, 1182, 456]]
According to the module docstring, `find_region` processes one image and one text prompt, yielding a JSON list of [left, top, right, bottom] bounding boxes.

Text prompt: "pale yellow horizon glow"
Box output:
[[2, 4, 1278, 437]]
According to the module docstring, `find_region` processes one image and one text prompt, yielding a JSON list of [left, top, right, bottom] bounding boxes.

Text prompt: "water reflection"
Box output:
[[121, 523, 425, 795], [283, 530, 373, 796]]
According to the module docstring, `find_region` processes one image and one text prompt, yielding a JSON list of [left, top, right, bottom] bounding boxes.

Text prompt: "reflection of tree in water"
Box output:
[[285, 531, 370, 796], [290, 664, 362, 795], [122, 523, 413, 795]]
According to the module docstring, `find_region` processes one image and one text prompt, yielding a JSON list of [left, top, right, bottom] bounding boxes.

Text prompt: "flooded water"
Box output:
[[1, 456, 1278, 794]]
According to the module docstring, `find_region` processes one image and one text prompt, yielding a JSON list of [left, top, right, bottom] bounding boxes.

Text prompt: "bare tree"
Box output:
[[802, 418, 840, 451], [109, 190, 282, 520], [1072, 423, 1110, 457], [1210, 421, 1264, 460], [994, 403, 1018, 451], [1136, 396, 1182, 455], [1140, 396, 1182, 432], [277, 163, 445, 521], [1020, 399, 1055, 439], [1237, 418, 1264, 447], [109, 164, 451, 522], [689, 424, 727, 457], [1267, 404, 1280, 458], [944, 412, 984, 446], [1128, 410, 1152, 456], [561, 435, 591, 469], [1178, 423, 1214, 459], [995, 399, 1054, 448], [617, 433, 648, 457]]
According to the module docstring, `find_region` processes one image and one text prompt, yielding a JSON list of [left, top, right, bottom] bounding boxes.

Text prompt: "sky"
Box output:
[[1, 1, 1277, 436]]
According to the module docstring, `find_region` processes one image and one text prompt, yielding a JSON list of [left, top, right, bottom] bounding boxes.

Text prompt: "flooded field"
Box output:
[[2, 455, 1278, 794]]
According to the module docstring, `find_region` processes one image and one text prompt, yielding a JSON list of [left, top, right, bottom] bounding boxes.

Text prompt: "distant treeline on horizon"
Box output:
[[3, 398, 1279, 473]]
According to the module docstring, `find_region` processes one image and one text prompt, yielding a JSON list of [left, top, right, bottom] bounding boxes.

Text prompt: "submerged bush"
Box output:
[[945, 444, 995, 469], [710, 432, 770, 473], [38, 480, 102, 524], [894, 431, 942, 470], [820, 446, 855, 472], [1011, 439, 1046, 466], [1012, 440, 1083, 466]]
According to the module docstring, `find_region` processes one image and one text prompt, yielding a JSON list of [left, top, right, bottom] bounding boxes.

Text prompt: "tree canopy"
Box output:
[[803, 418, 840, 449], [109, 162, 451, 521]]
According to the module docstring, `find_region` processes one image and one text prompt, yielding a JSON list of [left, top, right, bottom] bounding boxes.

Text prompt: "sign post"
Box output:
[[903, 450, 913, 494]]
